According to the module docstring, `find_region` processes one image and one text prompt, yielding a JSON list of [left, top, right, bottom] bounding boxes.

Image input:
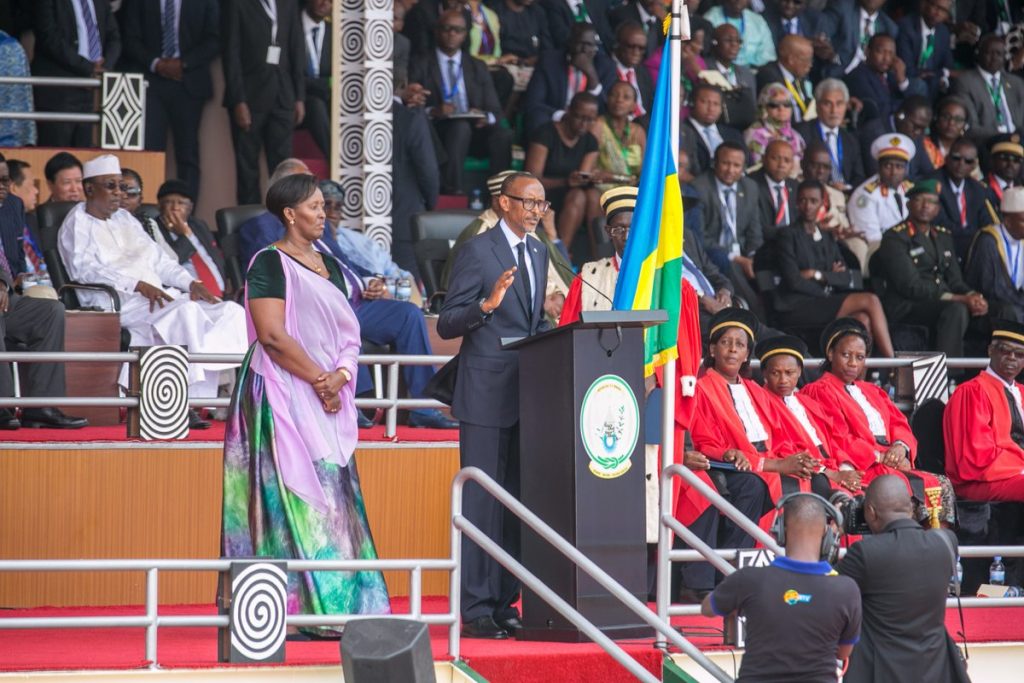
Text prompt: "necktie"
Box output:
[[825, 131, 841, 183], [308, 26, 320, 77], [516, 242, 532, 314], [861, 16, 872, 49], [919, 31, 934, 68], [705, 125, 722, 155], [447, 58, 465, 112], [894, 190, 905, 216], [992, 75, 1007, 126], [956, 187, 967, 227], [774, 184, 788, 225], [787, 19, 798, 35], [721, 187, 736, 247], [80, 0, 103, 61], [573, 0, 589, 22], [162, 0, 178, 58], [190, 252, 223, 297]]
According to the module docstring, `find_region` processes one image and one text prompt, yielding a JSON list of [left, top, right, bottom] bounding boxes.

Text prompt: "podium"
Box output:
[[503, 310, 666, 642]]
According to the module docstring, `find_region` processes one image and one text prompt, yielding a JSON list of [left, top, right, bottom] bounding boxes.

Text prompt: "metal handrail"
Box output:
[[0, 558, 456, 670], [0, 76, 101, 87], [449, 466, 734, 682], [0, 75, 104, 124]]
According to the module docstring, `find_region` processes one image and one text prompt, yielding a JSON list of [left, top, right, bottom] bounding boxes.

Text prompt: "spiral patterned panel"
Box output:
[[364, 119, 391, 165], [228, 562, 287, 662], [364, 68, 393, 113], [340, 20, 365, 64], [364, 20, 392, 61], [138, 345, 189, 440]]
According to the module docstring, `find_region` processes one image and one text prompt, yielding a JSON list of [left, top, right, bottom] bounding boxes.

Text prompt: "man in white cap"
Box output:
[[847, 133, 916, 265], [57, 155, 247, 429], [964, 187, 1024, 323]]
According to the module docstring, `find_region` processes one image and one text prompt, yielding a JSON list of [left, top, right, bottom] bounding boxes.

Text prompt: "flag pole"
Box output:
[[655, 0, 688, 651]]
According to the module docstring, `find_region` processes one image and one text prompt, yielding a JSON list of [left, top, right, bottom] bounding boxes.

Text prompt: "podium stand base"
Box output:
[[516, 623, 654, 643]]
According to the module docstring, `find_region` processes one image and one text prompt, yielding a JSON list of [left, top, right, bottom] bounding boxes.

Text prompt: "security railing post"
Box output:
[[656, 359, 676, 650], [146, 567, 158, 669], [449, 474, 465, 660], [386, 361, 400, 438], [410, 566, 422, 619]]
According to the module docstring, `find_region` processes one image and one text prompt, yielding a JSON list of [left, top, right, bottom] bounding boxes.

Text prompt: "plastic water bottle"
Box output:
[[990, 556, 1006, 585], [950, 556, 963, 595], [468, 188, 485, 211], [956, 556, 963, 586]]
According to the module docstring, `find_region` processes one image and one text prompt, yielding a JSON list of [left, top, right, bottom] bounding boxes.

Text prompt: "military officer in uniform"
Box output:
[[848, 134, 916, 269], [874, 179, 1008, 360]]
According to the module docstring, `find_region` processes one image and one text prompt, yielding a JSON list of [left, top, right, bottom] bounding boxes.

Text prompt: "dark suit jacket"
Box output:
[[857, 116, 934, 179], [704, 56, 758, 131], [522, 49, 616, 135], [691, 171, 763, 258], [838, 519, 968, 683], [845, 62, 927, 124], [895, 13, 952, 100], [679, 118, 745, 178], [392, 102, 440, 243], [772, 222, 858, 312], [750, 170, 798, 241], [0, 195, 28, 278], [120, 0, 219, 101], [542, 0, 614, 54], [220, 0, 305, 111], [825, 0, 899, 73], [303, 16, 331, 104], [31, 0, 121, 77], [153, 215, 226, 279], [950, 69, 1024, 147], [438, 225, 550, 427], [794, 120, 866, 188], [965, 228, 1024, 322], [928, 169, 996, 260], [410, 50, 504, 121], [762, 5, 829, 45]]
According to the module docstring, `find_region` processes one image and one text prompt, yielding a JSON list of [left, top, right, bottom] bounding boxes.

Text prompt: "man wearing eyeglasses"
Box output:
[[58, 155, 247, 429], [945, 312, 1024, 503], [409, 9, 512, 195], [439, 172, 550, 640], [929, 137, 994, 261]]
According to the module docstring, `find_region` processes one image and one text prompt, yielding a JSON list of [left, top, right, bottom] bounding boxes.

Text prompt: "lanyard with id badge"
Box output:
[[259, 0, 281, 64]]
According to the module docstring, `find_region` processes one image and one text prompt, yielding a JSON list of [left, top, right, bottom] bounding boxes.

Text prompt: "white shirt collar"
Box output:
[[715, 178, 738, 194], [499, 219, 528, 249], [301, 11, 324, 34], [437, 48, 462, 68], [987, 366, 1019, 390], [860, 8, 878, 23], [949, 178, 965, 193], [978, 66, 1001, 81], [613, 56, 633, 74], [779, 63, 797, 83], [920, 17, 933, 37], [637, 3, 654, 24]]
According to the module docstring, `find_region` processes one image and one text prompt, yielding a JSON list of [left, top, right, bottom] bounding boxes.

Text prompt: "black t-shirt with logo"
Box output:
[[709, 556, 862, 683]]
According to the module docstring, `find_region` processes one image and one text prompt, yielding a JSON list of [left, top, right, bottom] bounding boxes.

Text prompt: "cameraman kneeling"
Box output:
[[701, 494, 861, 681], [838, 475, 969, 682]]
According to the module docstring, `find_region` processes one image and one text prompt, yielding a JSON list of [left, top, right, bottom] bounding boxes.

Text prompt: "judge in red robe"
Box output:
[[944, 320, 1024, 501], [755, 335, 863, 495], [800, 318, 956, 526]]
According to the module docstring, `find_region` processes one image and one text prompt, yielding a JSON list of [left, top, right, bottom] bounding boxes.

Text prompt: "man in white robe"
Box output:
[[57, 155, 246, 426]]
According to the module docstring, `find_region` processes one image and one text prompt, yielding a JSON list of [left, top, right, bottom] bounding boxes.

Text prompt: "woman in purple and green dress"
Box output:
[[222, 174, 390, 635]]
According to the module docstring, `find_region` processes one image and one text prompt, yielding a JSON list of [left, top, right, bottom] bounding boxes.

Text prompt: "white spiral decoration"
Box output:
[[364, 69, 393, 113], [230, 563, 288, 661], [138, 345, 189, 440]]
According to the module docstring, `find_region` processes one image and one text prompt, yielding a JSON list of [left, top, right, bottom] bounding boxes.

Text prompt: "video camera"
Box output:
[[829, 491, 871, 536]]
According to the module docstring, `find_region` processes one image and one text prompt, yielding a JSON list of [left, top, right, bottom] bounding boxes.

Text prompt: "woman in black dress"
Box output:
[[774, 179, 895, 357], [524, 92, 604, 258]]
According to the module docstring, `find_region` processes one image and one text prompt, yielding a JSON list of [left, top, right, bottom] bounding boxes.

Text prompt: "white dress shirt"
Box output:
[[302, 11, 326, 77], [728, 382, 770, 444], [987, 367, 1024, 419], [784, 394, 822, 446], [499, 220, 537, 306], [844, 382, 888, 438]]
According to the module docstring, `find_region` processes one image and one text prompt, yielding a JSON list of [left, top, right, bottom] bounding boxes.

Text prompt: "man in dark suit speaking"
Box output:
[[439, 172, 550, 639], [838, 475, 970, 683]]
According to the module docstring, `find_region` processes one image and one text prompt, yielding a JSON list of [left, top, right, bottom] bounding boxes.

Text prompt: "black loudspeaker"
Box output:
[[340, 618, 434, 683]]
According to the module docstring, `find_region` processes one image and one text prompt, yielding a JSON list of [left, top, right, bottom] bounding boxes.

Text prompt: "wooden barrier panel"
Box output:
[[0, 444, 459, 607]]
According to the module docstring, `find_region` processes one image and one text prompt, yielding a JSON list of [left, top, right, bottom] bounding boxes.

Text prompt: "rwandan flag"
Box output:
[[611, 33, 683, 377]]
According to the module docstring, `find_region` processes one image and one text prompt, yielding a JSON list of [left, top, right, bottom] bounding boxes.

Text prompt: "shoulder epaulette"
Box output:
[[864, 180, 879, 193], [901, 180, 914, 190], [890, 222, 908, 232], [934, 224, 950, 234]]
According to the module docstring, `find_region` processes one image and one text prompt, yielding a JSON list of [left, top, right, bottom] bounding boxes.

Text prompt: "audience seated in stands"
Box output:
[[58, 155, 246, 429], [610, 21, 654, 122], [523, 22, 616, 136], [985, 134, 1024, 212], [0, 151, 86, 430], [930, 137, 996, 260], [680, 83, 745, 179], [608, 0, 664, 59], [411, 9, 513, 195], [772, 179, 895, 357], [920, 96, 970, 172], [944, 317, 1024, 502], [949, 34, 1024, 146], [895, 0, 953, 101], [756, 35, 816, 125], [544, 0, 615, 56], [826, 0, 898, 76], [874, 179, 1006, 361], [593, 81, 646, 189], [750, 139, 798, 240], [844, 33, 928, 125], [848, 133, 914, 259], [237, 160, 458, 430], [691, 141, 764, 318], [744, 82, 806, 170], [794, 79, 866, 191], [859, 96, 936, 179], [762, 0, 834, 75], [965, 188, 1024, 323], [801, 317, 956, 526], [703, 0, 775, 68], [702, 23, 757, 132], [43, 152, 83, 204], [524, 92, 602, 260]]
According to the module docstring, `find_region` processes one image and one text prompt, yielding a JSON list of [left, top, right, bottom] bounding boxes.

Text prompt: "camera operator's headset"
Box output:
[[770, 492, 845, 565]]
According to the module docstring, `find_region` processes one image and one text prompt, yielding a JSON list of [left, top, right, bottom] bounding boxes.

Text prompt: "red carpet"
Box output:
[[0, 423, 457, 444], [1, 598, 1020, 681]]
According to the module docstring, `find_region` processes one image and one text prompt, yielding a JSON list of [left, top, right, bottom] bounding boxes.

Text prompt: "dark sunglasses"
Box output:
[[123, 188, 142, 197], [767, 101, 793, 109], [439, 24, 467, 33], [948, 153, 977, 165], [95, 180, 132, 192]]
